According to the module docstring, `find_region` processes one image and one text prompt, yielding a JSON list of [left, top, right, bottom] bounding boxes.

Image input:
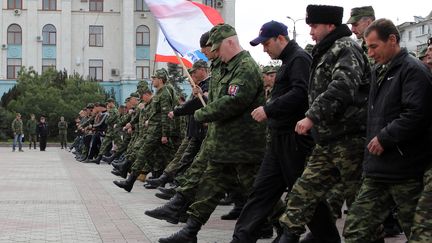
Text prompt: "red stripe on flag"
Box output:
[[155, 54, 193, 68], [191, 2, 224, 26]]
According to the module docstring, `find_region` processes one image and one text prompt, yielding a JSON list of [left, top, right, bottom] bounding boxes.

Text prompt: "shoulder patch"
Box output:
[[228, 85, 239, 96]]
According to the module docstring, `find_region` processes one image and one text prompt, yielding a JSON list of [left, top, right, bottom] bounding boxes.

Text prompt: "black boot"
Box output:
[[155, 192, 175, 200], [88, 155, 102, 164], [113, 172, 139, 192], [29, 144, 32, 149], [221, 199, 244, 220], [144, 172, 171, 189], [304, 202, 341, 243], [279, 230, 300, 243], [258, 222, 274, 239], [34, 142, 36, 149], [219, 193, 233, 205], [158, 217, 201, 243], [112, 158, 128, 170], [158, 186, 177, 196], [102, 153, 117, 164], [111, 169, 127, 179], [115, 160, 133, 179], [145, 193, 189, 224]]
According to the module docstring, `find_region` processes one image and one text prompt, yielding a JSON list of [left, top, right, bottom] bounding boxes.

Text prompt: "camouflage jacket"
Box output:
[[146, 85, 175, 138], [58, 121, 68, 134], [11, 118, 23, 134], [26, 119, 37, 135], [306, 25, 371, 145], [106, 107, 119, 129], [194, 51, 266, 164]]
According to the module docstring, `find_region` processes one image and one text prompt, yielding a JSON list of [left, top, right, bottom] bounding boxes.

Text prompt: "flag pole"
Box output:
[[174, 51, 206, 107]]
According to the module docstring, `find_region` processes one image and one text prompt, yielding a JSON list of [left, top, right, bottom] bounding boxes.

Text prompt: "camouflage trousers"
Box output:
[[409, 165, 432, 243], [124, 134, 143, 162], [279, 137, 364, 235], [97, 135, 113, 157], [165, 137, 202, 177], [176, 149, 209, 200], [343, 178, 422, 242], [28, 134, 37, 143], [59, 133, 67, 147], [131, 135, 175, 174], [115, 133, 132, 156], [188, 162, 259, 224]]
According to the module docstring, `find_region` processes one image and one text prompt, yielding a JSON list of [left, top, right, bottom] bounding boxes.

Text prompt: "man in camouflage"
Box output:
[[343, 19, 432, 242], [26, 114, 37, 149], [347, 6, 375, 52], [58, 116, 68, 149], [155, 23, 265, 243], [262, 65, 277, 102], [113, 68, 177, 192], [12, 113, 24, 152], [278, 5, 371, 242]]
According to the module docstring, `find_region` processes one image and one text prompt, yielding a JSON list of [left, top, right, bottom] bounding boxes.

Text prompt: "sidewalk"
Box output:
[[0, 147, 406, 243]]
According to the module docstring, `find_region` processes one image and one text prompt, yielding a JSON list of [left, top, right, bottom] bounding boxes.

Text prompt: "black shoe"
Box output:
[[219, 195, 233, 205], [113, 172, 138, 192], [299, 232, 317, 243], [145, 193, 189, 224], [279, 230, 300, 243], [258, 223, 274, 239], [158, 186, 176, 195], [158, 217, 201, 243], [221, 209, 241, 220], [155, 192, 174, 200], [88, 155, 102, 164], [102, 153, 117, 163], [77, 156, 87, 162]]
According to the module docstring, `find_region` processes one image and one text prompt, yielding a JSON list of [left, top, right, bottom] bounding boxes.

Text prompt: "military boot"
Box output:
[[115, 160, 133, 179], [144, 172, 171, 189], [158, 217, 201, 243], [102, 153, 117, 164], [113, 171, 139, 192], [88, 155, 102, 164], [221, 202, 244, 220], [145, 193, 189, 224], [303, 202, 341, 243], [112, 157, 128, 170]]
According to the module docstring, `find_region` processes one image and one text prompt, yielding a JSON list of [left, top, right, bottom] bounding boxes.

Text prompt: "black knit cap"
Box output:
[[306, 5, 344, 26]]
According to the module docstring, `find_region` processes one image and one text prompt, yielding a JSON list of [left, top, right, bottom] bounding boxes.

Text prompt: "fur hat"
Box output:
[[306, 5, 344, 26]]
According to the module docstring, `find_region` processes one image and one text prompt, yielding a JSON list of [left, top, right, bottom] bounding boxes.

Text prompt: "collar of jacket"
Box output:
[[225, 50, 249, 72], [312, 24, 352, 58], [278, 40, 300, 62], [384, 48, 408, 72]]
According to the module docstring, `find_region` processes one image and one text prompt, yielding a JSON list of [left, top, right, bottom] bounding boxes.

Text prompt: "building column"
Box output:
[[60, 0, 72, 73], [221, 0, 235, 26], [26, 0, 38, 71], [122, 0, 136, 80]]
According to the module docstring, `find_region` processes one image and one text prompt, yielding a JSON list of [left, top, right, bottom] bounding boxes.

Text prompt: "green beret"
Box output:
[[347, 6, 375, 24], [189, 60, 208, 73], [207, 24, 237, 52]]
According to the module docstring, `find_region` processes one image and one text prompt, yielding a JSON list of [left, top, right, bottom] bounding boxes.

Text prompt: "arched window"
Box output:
[[42, 24, 56, 45], [136, 25, 150, 80], [136, 25, 150, 46], [7, 24, 22, 45]]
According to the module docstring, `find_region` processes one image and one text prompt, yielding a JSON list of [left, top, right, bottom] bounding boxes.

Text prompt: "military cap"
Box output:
[[137, 81, 151, 95], [129, 92, 140, 98], [262, 66, 277, 74], [86, 103, 94, 109], [207, 24, 237, 52], [106, 97, 115, 103], [119, 104, 126, 108], [151, 68, 169, 81], [306, 5, 344, 26], [347, 6, 375, 24], [189, 60, 208, 73], [418, 47, 428, 59], [124, 97, 131, 103]]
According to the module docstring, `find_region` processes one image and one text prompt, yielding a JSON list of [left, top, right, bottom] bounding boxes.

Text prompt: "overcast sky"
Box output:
[[235, 0, 431, 65]]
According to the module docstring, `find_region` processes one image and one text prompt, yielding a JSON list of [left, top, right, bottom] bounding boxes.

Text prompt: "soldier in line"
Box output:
[[231, 20, 317, 243], [58, 116, 68, 149], [11, 113, 24, 152], [278, 5, 371, 242], [343, 19, 432, 242], [36, 116, 49, 151], [262, 65, 277, 102], [26, 114, 37, 150], [144, 60, 210, 189], [156, 23, 266, 243], [113, 68, 177, 192]]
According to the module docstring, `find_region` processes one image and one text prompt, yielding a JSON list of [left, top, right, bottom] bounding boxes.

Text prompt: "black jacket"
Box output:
[[364, 48, 432, 180], [263, 40, 311, 131], [36, 122, 49, 137], [173, 77, 209, 139]]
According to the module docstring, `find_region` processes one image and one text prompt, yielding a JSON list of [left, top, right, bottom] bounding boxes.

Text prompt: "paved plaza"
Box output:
[[0, 147, 407, 243]]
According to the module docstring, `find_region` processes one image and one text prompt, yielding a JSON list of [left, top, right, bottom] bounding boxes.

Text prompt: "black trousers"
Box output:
[[39, 136, 47, 151], [232, 131, 313, 242]]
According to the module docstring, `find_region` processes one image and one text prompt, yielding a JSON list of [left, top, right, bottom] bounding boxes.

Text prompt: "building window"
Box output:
[[42, 0, 56, 10], [42, 59, 56, 73], [135, 0, 149, 12], [89, 0, 103, 12], [7, 24, 22, 45], [89, 59, 103, 81], [42, 24, 56, 45], [7, 58, 22, 79], [136, 25, 150, 46], [8, 0, 22, 9], [89, 26, 103, 47], [202, 0, 215, 8], [136, 66, 150, 79]]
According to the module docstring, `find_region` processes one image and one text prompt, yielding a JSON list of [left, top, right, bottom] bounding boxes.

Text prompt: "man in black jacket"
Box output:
[[344, 19, 432, 242], [231, 20, 320, 243], [36, 116, 49, 151]]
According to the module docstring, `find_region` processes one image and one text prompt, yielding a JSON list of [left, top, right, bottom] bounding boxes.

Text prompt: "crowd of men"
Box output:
[[11, 113, 51, 152], [66, 4, 432, 243]]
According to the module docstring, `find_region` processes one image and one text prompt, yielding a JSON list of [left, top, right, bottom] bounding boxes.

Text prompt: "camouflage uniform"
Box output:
[[185, 24, 266, 225], [58, 120, 68, 148], [279, 23, 370, 236], [26, 118, 38, 149], [97, 102, 119, 157]]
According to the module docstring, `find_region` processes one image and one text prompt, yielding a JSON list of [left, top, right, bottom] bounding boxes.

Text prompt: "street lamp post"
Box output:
[[286, 16, 304, 41]]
